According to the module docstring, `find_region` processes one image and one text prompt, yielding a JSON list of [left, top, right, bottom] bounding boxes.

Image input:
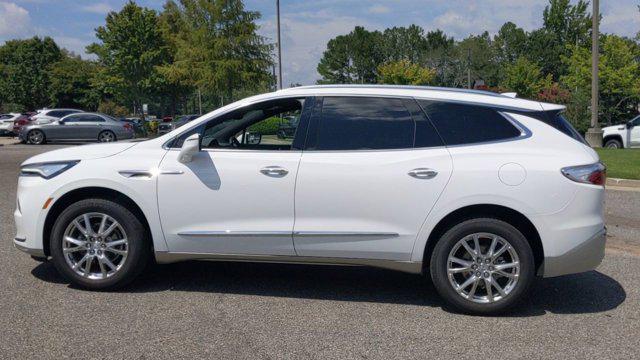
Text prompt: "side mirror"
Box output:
[[246, 132, 262, 145], [627, 121, 634, 129], [178, 133, 200, 163]]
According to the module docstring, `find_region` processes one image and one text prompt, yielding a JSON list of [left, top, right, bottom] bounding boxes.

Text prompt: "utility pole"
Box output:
[[276, 0, 283, 90], [586, 0, 603, 147], [467, 48, 471, 89], [197, 88, 202, 115]]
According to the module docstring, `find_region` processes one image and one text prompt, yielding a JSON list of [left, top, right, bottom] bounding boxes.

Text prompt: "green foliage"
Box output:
[[0, 37, 62, 110], [158, 0, 274, 106], [248, 117, 280, 135], [87, 1, 169, 112], [97, 100, 130, 117], [48, 55, 101, 110], [377, 60, 435, 85], [562, 35, 640, 125], [500, 57, 552, 100]]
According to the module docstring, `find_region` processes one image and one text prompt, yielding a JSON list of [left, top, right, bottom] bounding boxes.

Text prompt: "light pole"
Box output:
[[276, 0, 283, 90], [586, 0, 603, 147]]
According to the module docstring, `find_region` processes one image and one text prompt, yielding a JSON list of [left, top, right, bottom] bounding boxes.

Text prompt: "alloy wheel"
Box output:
[[99, 131, 115, 142], [62, 212, 129, 280], [447, 232, 520, 304], [28, 130, 44, 144]]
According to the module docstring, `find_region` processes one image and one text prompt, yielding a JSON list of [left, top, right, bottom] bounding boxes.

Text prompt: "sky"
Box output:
[[1, 0, 639, 85]]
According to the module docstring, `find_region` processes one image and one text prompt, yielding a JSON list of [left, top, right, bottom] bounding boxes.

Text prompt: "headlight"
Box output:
[[20, 161, 79, 179]]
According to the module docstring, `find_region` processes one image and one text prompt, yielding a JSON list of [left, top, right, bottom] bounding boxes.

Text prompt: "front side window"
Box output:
[[309, 96, 414, 151], [171, 97, 306, 150], [418, 100, 522, 146]]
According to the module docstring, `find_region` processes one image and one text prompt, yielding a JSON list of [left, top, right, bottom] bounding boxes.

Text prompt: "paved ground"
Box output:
[[0, 143, 638, 359]]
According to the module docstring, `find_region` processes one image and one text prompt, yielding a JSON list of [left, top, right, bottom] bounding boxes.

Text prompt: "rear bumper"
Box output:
[[542, 227, 606, 277]]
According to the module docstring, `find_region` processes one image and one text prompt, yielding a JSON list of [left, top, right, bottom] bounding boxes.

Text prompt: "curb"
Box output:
[[607, 178, 640, 188]]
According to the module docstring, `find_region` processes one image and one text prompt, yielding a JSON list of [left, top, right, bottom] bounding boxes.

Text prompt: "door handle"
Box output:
[[260, 166, 288, 177], [408, 168, 438, 179]]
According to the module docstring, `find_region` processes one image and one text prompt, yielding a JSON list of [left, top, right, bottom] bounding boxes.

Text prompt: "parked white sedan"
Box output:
[[14, 85, 606, 314]]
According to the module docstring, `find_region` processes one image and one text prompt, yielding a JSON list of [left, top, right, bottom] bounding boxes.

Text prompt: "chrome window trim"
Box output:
[[177, 230, 400, 237]]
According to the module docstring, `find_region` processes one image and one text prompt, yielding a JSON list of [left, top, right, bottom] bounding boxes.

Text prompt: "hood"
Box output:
[[602, 124, 626, 133], [22, 142, 139, 166]]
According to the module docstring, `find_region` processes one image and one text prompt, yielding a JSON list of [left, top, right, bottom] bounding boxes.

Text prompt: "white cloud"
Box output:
[[601, 2, 640, 38], [368, 5, 391, 14], [54, 35, 94, 57], [81, 3, 113, 14], [0, 1, 32, 40], [260, 10, 379, 85]]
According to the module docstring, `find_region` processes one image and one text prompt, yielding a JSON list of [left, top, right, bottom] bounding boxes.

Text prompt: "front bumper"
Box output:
[[542, 227, 606, 277], [14, 239, 46, 257]]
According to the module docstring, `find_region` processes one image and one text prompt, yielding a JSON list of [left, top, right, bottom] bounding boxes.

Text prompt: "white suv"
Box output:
[[14, 85, 606, 314]]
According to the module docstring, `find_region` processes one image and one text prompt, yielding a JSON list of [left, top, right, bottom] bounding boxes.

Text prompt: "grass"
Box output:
[[595, 148, 640, 180]]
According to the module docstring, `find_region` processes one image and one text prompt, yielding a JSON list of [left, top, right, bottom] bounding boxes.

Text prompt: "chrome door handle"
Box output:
[[408, 168, 438, 179], [260, 166, 288, 177]]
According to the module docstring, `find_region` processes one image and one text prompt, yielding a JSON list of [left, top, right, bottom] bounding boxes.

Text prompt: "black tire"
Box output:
[[604, 139, 623, 149], [430, 218, 535, 314], [50, 198, 150, 290], [98, 130, 116, 142], [27, 129, 45, 145]]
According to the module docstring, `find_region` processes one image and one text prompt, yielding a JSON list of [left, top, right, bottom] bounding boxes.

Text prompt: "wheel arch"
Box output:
[[603, 134, 624, 148], [42, 187, 153, 257], [422, 204, 544, 274]]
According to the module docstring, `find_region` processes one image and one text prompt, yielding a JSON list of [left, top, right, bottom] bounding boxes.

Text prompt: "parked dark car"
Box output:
[[20, 112, 134, 144], [158, 114, 200, 135]]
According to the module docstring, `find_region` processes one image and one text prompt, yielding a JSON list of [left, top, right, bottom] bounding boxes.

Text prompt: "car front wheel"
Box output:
[[430, 218, 535, 314], [50, 198, 149, 289], [604, 139, 622, 149]]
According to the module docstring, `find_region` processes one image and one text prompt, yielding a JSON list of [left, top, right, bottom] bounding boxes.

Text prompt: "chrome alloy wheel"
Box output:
[[447, 232, 520, 304], [62, 213, 128, 280], [98, 131, 115, 142]]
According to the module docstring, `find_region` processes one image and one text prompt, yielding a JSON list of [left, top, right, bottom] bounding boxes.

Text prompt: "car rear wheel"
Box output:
[[430, 218, 535, 314], [604, 139, 622, 149], [27, 129, 45, 145], [98, 130, 116, 142], [50, 198, 150, 289]]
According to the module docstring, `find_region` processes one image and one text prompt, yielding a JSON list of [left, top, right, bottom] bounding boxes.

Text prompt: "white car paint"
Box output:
[[602, 116, 640, 148], [14, 85, 605, 284]]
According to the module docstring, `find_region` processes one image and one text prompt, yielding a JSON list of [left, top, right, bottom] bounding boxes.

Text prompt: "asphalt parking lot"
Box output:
[[1, 142, 639, 359]]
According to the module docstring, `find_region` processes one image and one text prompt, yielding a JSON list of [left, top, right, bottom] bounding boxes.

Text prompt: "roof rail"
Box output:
[[282, 84, 506, 97]]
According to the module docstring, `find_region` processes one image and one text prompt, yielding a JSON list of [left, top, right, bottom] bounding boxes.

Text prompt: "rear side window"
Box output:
[[310, 97, 414, 150], [541, 112, 587, 144], [418, 100, 521, 146]]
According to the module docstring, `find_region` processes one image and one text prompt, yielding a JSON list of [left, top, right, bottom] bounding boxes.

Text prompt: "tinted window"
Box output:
[[311, 97, 414, 150], [47, 110, 63, 117], [418, 100, 521, 146], [62, 114, 82, 123], [541, 112, 586, 144], [79, 115, 105, 122]]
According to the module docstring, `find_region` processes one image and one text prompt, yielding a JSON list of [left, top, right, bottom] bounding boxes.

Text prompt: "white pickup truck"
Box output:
[[603, 116, 640, 148]]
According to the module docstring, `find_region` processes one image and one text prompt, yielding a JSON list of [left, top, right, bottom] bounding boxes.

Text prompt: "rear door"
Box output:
[[293, 96, 452, 261], [78, 114, 106, 140]]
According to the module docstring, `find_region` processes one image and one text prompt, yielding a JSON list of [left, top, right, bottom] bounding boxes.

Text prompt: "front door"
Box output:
[[157, 97, 311, 255], [293, 96, 452, 261]]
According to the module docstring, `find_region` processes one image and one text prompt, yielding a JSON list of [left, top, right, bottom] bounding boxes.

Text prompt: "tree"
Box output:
[[88, 1, 168, 114], [48, 54, 101, 110], [158, 0, 273, 106], [493, 22, 528, 64], [500, 57, 551, 99], [317, 26, 384, 84], [0, 37, 62, 111], [377, 60, 435, 85], [382, 25, 428, 63], [562, 35, 640, 126]]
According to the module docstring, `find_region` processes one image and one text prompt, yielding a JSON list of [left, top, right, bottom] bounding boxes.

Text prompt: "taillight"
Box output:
[[123, 123, 133, 131], [561, 163, 606, 186]]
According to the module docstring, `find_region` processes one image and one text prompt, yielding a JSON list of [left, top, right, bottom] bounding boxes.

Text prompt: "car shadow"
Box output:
[[30, 260, 626, 317]]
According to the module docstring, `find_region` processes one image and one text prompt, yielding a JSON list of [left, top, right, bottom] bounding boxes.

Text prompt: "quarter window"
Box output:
[[311, 97, 414, 150], [418, 100, 521, 146]]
